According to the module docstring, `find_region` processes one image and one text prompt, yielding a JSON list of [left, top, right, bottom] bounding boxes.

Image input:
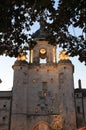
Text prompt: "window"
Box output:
[[77, 106, 80, 113], [42, 82, 47, 97], [59, 73, 64, 88], [38, 91, 42, 97], [2, 116, 6, 121], [43, 92, 47, 97], [76, 94, 78, 97], [3, 104, 6, 108], [32, 79, 36, 83], [42, 82, 47, 92]]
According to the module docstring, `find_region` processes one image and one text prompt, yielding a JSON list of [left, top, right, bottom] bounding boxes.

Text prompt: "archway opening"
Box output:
[[32, 121, 51, 130]]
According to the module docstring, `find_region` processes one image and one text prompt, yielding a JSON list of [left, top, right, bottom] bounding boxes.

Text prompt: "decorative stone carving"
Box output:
[[51, 115, 63, 130], [17, 52, 27, 61], [59, 50, 69, 60]]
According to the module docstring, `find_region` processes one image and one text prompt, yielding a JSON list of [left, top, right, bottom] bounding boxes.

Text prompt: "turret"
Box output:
[[11, 53, 28, 130], [57, 50, 76, 130]]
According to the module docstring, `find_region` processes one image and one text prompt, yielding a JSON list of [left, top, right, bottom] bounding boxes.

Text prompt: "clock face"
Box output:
[[39, 48, 47, 59], [40, 48, 46, 54]]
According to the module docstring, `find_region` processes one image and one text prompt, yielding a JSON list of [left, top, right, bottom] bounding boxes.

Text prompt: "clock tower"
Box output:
[[11, 25, 76, 130]]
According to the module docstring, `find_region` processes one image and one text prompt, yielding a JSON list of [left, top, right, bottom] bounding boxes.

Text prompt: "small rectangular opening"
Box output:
[[42, 82, 47, 91], [40, 58, 47, 64], [77, 106, 80, 113]]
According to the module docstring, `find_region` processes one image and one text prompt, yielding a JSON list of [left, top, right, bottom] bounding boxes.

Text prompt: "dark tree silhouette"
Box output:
[[0, 0, 86, 64]]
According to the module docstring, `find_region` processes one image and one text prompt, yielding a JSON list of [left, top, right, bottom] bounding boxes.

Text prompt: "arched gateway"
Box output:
[[32, 121, 51, 130]]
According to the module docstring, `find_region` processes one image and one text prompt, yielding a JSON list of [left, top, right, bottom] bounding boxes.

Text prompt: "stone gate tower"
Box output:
[[10, 26, 76, 130]]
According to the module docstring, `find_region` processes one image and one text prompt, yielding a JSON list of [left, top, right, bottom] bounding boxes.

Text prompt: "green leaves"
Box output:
[[0, 0, 86, 64]]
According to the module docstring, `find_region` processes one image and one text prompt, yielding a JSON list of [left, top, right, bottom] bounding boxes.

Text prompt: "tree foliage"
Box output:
[[0, 0, 86, 64]]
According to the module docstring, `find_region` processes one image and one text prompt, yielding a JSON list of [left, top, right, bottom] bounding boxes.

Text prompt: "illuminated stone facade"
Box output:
[[0, 42, 76, 130], [0, 26, 78, 130]]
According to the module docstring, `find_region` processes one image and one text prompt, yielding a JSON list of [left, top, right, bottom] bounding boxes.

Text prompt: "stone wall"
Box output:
[[0, 91, 11, 130]]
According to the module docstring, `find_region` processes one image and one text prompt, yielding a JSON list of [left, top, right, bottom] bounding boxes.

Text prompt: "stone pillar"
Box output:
[[57, 60, 76, 130], [29, 50, 33, 63], [10, 60, 28, 130], [53, 46, 57, 63]]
